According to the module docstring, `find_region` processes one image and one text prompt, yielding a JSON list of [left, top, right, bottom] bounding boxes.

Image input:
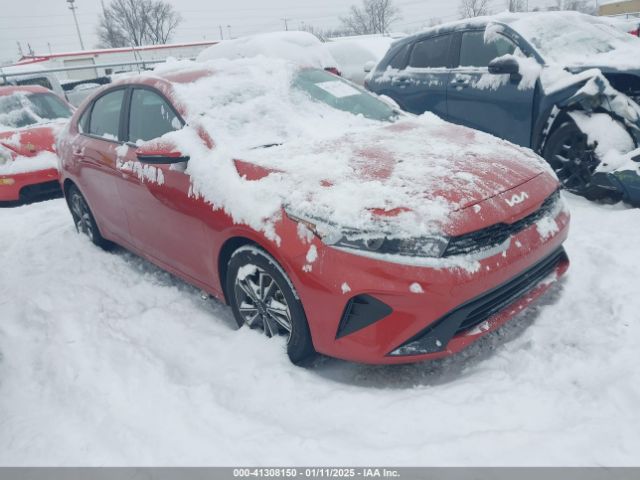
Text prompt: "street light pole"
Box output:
[[66, 0, 85, 50]]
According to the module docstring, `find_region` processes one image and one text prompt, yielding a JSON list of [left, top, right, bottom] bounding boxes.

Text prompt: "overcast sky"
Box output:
[[0, 0, 561, 63]]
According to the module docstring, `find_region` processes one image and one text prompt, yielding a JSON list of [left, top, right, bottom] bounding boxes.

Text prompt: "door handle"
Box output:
[[450, 78, 470, 87], [72, 148, 84, 158], [392, 76, 411, 86]]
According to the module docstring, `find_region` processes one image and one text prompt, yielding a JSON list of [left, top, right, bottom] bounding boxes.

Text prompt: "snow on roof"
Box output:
[[406, 11, 640, 68], [195, 31, 337, 69]]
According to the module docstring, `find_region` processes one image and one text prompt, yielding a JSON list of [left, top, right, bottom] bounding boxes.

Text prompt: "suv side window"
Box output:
[[128, 88, 182, 143], [459, 31, 516, 67], [408, 35, 452, 68], [88, 89, 125, 140], [387, 43, 411, 70]]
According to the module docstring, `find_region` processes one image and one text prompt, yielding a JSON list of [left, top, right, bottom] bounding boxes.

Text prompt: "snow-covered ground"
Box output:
[[1, 193, 639, 466]]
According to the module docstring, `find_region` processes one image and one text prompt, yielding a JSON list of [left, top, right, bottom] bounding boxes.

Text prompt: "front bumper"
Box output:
[[0, 168, 60, 203], [286, 202, 570, 365]]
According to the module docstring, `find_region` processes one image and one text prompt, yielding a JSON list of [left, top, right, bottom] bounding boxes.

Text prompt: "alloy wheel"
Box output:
[[70, 191, 94, 241], [233, 266, 293, 341], [548, 131, 600, 194]]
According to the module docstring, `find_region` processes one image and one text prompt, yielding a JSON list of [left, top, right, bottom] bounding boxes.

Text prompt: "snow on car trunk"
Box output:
[[1, 194, 639, 465], [150, 57, 553, 243]]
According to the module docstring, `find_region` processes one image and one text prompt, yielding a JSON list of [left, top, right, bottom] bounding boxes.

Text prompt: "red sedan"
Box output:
[[57, 60, 570, 364], [0, 86, 72, 203]]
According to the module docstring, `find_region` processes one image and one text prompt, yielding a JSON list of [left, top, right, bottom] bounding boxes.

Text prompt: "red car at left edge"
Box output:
[[0, 85, 73, 204]]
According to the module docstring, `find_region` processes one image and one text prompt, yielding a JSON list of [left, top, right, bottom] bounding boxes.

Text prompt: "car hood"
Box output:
[[236, 117, 556, 236], [0, 124, 59, 157], [241, 119, 549, 209]]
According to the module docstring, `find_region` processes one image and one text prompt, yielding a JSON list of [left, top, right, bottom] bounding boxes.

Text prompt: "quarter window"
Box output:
[[88, 89, 124, 140], [408, 35, 452, 68], [387, 43, 411, 70], [459, 31, 517, 67], [128, 89, 182, 143]]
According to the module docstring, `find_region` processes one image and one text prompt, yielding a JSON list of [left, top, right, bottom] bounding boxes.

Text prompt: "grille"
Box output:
[[454, 247, 568, 334], [443, 190, 560, 258]]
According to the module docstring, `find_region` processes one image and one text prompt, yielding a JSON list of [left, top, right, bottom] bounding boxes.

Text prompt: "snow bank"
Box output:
[[196, 31, 337, 70], [1, 194, 640, 465]]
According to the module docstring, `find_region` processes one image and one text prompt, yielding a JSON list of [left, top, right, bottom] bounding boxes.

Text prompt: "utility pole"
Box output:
[[66, 0, 85, 50], [282, 17, 289, 31]]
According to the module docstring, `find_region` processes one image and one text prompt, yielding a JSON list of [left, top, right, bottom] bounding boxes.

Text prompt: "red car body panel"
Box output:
[[58, 72, 570, 364], [0, 86, 69, 202]]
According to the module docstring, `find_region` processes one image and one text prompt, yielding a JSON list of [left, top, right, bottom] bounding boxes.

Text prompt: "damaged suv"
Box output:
[[366, 11, 640, 203]]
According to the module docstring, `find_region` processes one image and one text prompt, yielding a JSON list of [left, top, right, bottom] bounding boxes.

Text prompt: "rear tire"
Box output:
[[543, 120, 612, 200], [226, 245, 316, 365], [67, 185, 113, 250]]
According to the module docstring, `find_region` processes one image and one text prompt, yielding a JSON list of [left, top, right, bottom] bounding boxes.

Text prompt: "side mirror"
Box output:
[[488, 56, 520, 75], [363, 61, 376, 73], [135, 142, 189, 164]]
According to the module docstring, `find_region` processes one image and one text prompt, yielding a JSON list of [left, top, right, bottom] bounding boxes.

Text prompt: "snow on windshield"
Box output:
[[501, 12, 640, 67], [0, 92, 71, 131], [148, 57, 552, 258]]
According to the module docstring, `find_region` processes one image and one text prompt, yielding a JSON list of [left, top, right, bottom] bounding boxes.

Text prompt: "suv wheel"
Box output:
[[543, 120, 613, 200]]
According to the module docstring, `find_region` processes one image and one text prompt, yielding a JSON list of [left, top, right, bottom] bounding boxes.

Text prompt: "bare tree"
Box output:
[[97, 0, 182, 48], [507, 0, 528, 12], [145, 1, 182, 44], [340, 0, 401, 35], [458, 0, 490, 18]]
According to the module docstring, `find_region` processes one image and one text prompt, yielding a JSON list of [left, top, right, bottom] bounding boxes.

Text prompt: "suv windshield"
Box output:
[[0, 92, 72, 129], [294, 69, 398, 121], [510, 15, 640, 64]]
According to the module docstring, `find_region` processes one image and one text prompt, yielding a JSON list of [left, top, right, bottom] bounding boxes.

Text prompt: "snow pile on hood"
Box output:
[[0, 121, 66, 175], [0, 149, 58, 175], [149, 57, 551, 243], [196, 31, 337, 70]]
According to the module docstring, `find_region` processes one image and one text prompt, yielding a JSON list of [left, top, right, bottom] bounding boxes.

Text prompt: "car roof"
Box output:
[[0, 85, 51, 97]]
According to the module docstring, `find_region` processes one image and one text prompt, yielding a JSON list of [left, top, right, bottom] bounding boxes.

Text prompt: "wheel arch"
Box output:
[[217, 235, 298, 305]]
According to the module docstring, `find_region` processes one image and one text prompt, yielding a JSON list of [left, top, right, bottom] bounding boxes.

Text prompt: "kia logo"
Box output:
[[505, 192, 529, 207]]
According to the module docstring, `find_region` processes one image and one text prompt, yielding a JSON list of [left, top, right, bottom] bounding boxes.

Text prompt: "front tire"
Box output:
[[543, 120, 612, 200], [67, 185, 112, 250], [226, 245, 315, 365]]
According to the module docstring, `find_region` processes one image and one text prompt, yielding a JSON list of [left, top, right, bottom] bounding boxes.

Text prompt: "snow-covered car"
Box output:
[[65, 82, 103, 107], [196, 31, 342, 75], [56, 57, 570, 365], [367, 12, 640, 204], [0, 85, 72, 203], [326, 35, 396, 85]]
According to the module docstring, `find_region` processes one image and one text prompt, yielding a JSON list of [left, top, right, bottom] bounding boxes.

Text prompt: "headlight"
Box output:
[[0, 145, 15, 166], [286, 208, 449, 258]]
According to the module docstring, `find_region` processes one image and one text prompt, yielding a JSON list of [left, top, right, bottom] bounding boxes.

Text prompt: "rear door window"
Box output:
[[408, 35, 452, 68], [459, 31, 516, 67], [88, 89, 125, 140]]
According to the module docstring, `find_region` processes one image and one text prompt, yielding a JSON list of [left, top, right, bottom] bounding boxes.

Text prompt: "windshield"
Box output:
[[0, 92, 72, 129], [510, 15, 640, 64], [293, 69, 397, 121]]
